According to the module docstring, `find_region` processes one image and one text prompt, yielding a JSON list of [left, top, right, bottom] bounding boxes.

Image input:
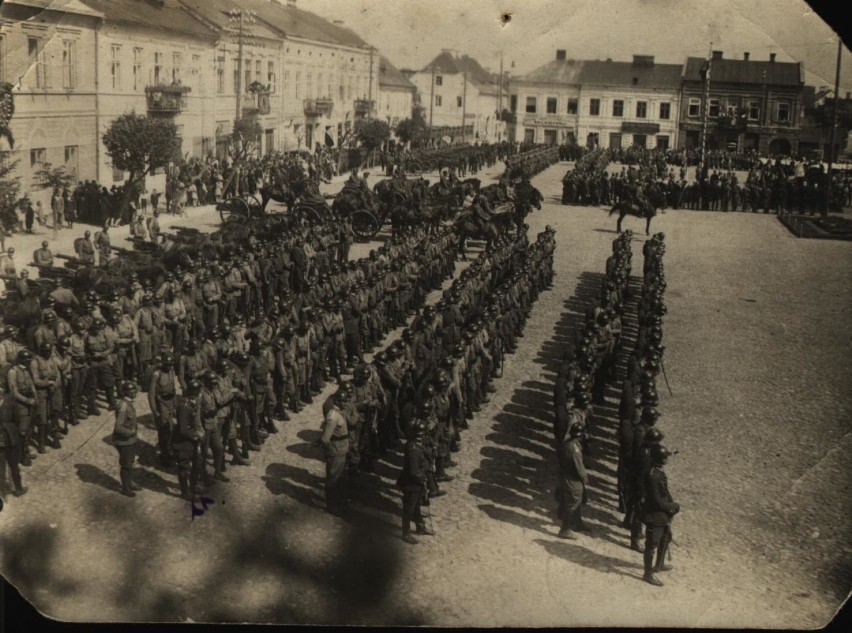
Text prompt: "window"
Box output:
[[62, 40, 76, 89], [172, 52, 182, 83], [268, 61, 276, 92], [636, 101, 647, 118], [633, 134, 647, 148], [244, 65, 251, 93], [318, 73, 323, 97], [659, 102, 671, 120], [546, 97, 557, 114], [567, 98, 578, 115], [28, 37, 47, 88], [727, 101, 738, 118], [708, 98, 720, 118], [191, 54, 201, 91], [255, 60, 262, 85], [0, 34, 5, 83], [216, 56, 225, 93], [655, 135, 669, 150], [525, 97, 537, 113], [748, 101, 760, 121], [328, 78, 333, 101], [295, 72, 301, 98], [113, 165, 124, 183], [346, 76, 352, 100], [776, 102, 790, 123], [435, 75, 443, 86], [133, 48, 143, 91], [233, 58, 239, 93], [457, 96, 463, 107], [111, 45, 122, 90], [339, 83, 345, 101], [510, 95, 518, 113], [589, 98, 600, 116], [30, 147, 47, 172], [613, 100, 624, 117], [64, 145, 78, 182], [688, 98, 700, 117], [284, 71, 290, 96], [306, 73, 313, 99], [524, 128, 535, 143], [435, 95, 442, 107], [154, 52, 164, 85]]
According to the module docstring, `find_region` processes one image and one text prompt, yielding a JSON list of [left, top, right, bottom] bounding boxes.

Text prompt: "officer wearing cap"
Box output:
[[148, 352, 177, 466], [320, 385, 352, 515], [174, 378, 204, 500], [33, 240, 54, 267], [396, 418, 434, 544], [113, 380, 141, 497], [556, 420, 589, 539]]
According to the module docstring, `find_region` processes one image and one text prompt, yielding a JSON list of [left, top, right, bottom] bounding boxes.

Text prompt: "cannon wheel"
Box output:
[[351, 210, 380, 241], [296, 202, 323, 224], [407, 160, 424, 177], [246, 194, 264, 218], [220, 197, 249, 224]]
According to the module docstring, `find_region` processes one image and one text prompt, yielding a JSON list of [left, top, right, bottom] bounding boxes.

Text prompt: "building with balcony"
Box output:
[[679, 51, 806, 155], [576, 55, 682, 150], [0, 0, 103, 208], [409, 50, 509, 143], [508, 50, 584, 145]]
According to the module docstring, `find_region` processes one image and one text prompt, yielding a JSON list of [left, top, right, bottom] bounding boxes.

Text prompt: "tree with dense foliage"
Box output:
[[395, 107, 429, 147], [102, 112, 181, 218], [356, 119, 391, 166]]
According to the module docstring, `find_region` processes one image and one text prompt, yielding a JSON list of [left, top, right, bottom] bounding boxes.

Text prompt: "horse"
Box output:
[[609, 200, 655, 235], [512, 180, 544, 231], [453, 208, 516, 258], [259, 184, 294, 212]]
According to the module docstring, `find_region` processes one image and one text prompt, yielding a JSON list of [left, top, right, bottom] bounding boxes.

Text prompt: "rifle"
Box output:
[[660, 359, 674, 397]]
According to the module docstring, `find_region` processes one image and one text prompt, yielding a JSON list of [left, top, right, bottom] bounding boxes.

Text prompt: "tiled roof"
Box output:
[[378, 55, 415, 90], [79, 0, 217, 38], [6, 0, 104, 18], [177, 0, 285, 41], [579, 59, 683, 89], [423, 51, 505, 96], [515, 59, 586, 84], [235, 0, 370, 49], [683, 56, 802, 86]]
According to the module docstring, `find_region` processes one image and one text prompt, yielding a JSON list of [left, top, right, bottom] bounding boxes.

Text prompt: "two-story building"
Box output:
[[679, 50, 806, 155], [409, 50, 508, 143], [577, 55, 682, 150], [377, 54, 415, 131], [508, 50, 584, 145], [0, 0, 103, 208]]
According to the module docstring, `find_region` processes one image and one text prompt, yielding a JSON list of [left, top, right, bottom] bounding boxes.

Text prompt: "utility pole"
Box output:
[[823, 37, 843, 218], [368, 46, 374, 119], [429, 63, 436, 144], [236, 10, 244, 122], [461, 71, 467, 142], [699, 42, 712, 176], [498, 51, 504, 141]]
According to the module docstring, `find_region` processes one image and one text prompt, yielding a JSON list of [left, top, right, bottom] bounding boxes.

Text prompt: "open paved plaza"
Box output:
[[1, 160, 849, 627]]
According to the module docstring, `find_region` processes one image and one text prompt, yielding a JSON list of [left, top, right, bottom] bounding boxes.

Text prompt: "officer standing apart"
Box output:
[[556, 421, 589, 539], [112, 381, 142, 497], [320, 386, 352, 516]]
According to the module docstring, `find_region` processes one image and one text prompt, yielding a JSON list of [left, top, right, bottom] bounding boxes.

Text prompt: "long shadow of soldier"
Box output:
[[263, 461, 325, 509], [533, 538, 645, 580], [74, 462, 122, 494]]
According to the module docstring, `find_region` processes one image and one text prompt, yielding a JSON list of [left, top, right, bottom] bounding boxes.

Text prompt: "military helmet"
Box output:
[[43, 310, 57, 322], [354, 364, 371, 381], [418, 400, 433, 417], [568, 420, 586, 438], [650, 444, 671, 466], [120, 380, 139, 397], [56, 335, 71, 350], [17, 349, 32, 364], [184, 379, 202, 397], [642, 407, 661, 424], [645, 427, 664, 444], [38, 341, 53, 355]]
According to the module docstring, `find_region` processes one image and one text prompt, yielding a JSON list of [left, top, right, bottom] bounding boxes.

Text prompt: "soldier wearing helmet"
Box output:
[[30, 341, 62, 454], [0, 325, 23, 391], [8, 350, 37, 465], [396, 419, 434, 545], [174, 378, 204, 500], [641, 445, 679, 586], [148, 352, 178, 466], [86, 316, 117, 412]]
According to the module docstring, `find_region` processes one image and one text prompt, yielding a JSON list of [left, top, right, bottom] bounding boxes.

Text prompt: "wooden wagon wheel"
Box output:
[[351, 210, 380, 241], [219, 197, 249, 224], [407, 160, 424, 176], [296, 202, 323, 224], [246, 194, 264, 219]]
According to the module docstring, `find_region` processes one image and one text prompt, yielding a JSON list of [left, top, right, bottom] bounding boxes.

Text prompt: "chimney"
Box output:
[[743, 52, 750, 61], [333, 19, 343, 25], [287, 0, 296, 7], [711, 50, 723, 61], [556, 50, 566, 61], [632, 54, 655, 66], [769, 53, 776, 62]]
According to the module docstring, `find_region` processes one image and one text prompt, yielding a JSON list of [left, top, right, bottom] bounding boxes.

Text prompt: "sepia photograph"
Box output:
[[0, 0, 850, 627]]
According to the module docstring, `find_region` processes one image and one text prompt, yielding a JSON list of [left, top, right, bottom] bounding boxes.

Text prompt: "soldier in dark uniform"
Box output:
[[148, 352, 177, 466], [7, 350, 36, 466], [174, 379, 204, 500], [641, 444, 679, 586], [396, 419, 434, 544], [320, 386, 352, 516], [0, 381, 27, 495]]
